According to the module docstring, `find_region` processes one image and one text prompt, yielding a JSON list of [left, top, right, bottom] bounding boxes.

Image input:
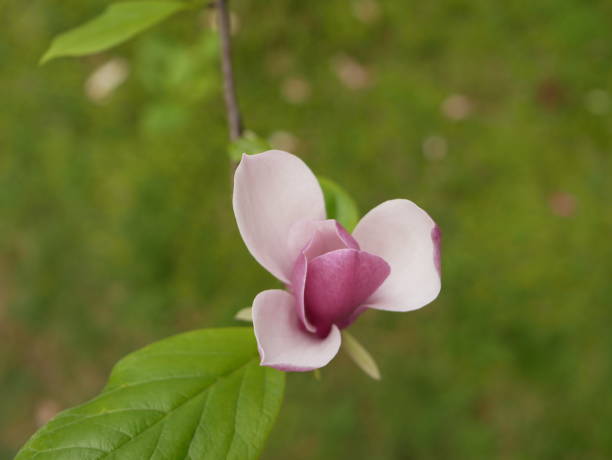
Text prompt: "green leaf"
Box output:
[[41, 1, 192, 64], [228, 131, 271, 162], [318, 176, 360, 231], [16, 328, 285, 460], [341, 330, 381, 381]]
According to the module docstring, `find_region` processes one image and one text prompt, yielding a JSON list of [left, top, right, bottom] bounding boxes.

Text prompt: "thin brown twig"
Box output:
[[216, 0, 244, 142]]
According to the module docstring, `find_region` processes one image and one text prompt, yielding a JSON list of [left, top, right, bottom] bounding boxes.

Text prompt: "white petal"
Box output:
[[233, 151, 326, 282], [252, 290, 342, 371], [352, 199, 441, 311]]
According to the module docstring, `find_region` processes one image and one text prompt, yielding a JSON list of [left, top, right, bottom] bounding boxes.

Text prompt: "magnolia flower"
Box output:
[[233, 150, 441, 371]]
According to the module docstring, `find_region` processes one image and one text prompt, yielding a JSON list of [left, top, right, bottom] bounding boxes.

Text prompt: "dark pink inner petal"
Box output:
[[291, 220, 359, 333], [304, 248, 390, 338]]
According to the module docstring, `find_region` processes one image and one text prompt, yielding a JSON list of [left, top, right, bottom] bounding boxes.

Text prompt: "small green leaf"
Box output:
[[341, 330, 381, 380], [16, 328, 285, 460], [235, 307, 253, 322], [318, 176, 360, 231], [41, 1, 191, 64], [228, 131, 271, 162]]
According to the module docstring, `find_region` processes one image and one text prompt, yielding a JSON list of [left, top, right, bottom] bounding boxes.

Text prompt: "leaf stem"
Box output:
[[216, 0, 244, 142]]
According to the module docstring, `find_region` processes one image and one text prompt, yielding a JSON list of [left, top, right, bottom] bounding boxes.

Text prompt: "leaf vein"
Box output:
[[97, 356, 257, 459]]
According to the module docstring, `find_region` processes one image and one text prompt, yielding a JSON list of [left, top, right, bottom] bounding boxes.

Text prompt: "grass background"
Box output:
[[1, 0, 611, 458]]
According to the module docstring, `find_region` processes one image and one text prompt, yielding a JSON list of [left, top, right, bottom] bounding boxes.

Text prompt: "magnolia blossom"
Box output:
[[233, 150, 441, 371]]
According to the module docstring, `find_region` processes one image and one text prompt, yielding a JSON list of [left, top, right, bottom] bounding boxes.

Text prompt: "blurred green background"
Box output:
[[2, 0, 612, 458]]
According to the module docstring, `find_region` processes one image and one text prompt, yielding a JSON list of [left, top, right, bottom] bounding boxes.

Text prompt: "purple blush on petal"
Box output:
[[263, 363, 321, 372], [431, 225, 442, 275]]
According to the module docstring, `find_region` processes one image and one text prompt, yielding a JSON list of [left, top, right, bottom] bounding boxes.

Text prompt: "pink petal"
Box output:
[[233, 151, 326, 282], [290, 252, 314, 332], [288, 219, 359, 260], [289, 220, 359, 333], [305, 248, 390, 337], [352, 199, 441, 311], [252, 289, 342, 371]]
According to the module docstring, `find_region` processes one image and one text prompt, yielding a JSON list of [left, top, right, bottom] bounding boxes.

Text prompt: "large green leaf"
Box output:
[[16, 328, 285, 460], [41, 1, 192, 64], [318, 176, 360, 231]]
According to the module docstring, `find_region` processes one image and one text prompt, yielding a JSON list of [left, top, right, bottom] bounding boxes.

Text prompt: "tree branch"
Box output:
[[216, 0, 244, 142]]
